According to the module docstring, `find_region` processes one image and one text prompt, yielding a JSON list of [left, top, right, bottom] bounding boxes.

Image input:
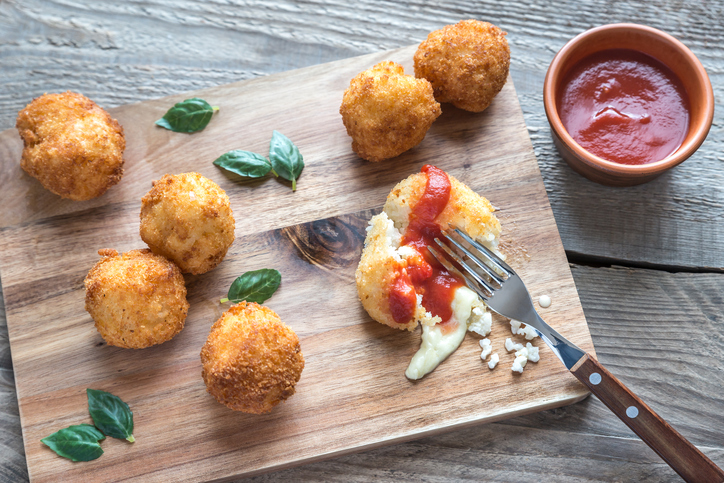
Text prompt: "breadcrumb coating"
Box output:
[[140, 172, 235, 275], [16, 91, 125, 200], [200, 302, 304, 414], [414, 20, 510, 112], [340, 61, 441, 162], [384, 171, 501, 240], [356, 169, 501, 330], [84, 249, 189, 349]]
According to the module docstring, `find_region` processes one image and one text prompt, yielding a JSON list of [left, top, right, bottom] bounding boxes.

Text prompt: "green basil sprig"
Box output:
[[269, 130, 304, 191], [87, 389, 135, 443], [220, 269, 281, 304], [41, 424, 105, 462], [42, 389, 135, 462], [213, 131, 304, 191], [155, 97, 219, 133]]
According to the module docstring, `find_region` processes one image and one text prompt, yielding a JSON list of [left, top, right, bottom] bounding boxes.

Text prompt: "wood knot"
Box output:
[[281, 214, 368, 270]]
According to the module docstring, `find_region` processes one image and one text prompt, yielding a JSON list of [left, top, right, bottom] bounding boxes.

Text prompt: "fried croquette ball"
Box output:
[[84, 249, 189, 349], [339, 61, 441, 162], [414, 20, 510, 112], [140, 172, 235, 275], [201, 302, 304, 414], [16, 91, 125, 200], [356, 166, 501, 330]]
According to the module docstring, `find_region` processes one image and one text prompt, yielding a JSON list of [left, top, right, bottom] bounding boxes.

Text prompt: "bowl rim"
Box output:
[[543, 22, 715, 177]]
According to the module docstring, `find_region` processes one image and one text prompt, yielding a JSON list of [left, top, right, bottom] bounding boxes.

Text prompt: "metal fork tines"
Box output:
[[427, 227, 585, 369]]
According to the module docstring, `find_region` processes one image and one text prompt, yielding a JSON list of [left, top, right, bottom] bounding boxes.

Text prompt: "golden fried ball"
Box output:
[[84, 249, 189, 349], [356, 167, 501, 330], [140, 172, 235, 275], [414, 20, 510, 112], [201, 302, 304, 414], [340, 61, 441, 162], [16, 91, 125, 200]]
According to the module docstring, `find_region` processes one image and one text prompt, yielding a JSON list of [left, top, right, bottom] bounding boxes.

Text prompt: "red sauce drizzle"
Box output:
[[557, 49, 690, 165], [388, 165, 464, 326], [389, 271, 416, 324]]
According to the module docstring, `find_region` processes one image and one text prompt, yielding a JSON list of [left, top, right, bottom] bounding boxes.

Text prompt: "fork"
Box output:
[[428, 227, 724, 483]]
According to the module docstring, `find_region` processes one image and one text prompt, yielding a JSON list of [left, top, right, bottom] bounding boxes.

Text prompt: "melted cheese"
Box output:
[[405, 286, 478, 380]]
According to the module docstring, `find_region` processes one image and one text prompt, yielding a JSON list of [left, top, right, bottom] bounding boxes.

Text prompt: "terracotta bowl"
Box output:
[[543, 23, 714, 186]]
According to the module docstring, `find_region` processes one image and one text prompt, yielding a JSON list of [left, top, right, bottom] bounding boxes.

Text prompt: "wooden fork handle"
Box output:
[[570, 353, 724, 483]]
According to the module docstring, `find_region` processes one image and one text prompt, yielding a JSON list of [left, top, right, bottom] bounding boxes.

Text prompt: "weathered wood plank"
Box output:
[[570, 265, 724, 446], [0, 282, 26, 483], [243, 423, 724, 483], [0, 0, 722, 267], [2, 262, 723, 482], [1, 1, 723, 482], [248, 263, 724, 482]]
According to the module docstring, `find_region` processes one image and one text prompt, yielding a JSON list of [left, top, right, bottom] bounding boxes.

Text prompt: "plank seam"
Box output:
[[566, 251, 724, 274]]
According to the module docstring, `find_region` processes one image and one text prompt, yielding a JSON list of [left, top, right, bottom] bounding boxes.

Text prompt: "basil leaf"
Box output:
[[223, 269, 281, 304], [213, 150, 272, 178], [269, 130, 304, 191], [87, 389, 135, 443], [41, 424, 105, 462], [155, 98, 218, 133]]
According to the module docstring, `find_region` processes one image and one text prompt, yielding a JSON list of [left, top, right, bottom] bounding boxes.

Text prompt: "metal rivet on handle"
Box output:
[[626, 406, 639, 418], [589, 373, 602, 385]]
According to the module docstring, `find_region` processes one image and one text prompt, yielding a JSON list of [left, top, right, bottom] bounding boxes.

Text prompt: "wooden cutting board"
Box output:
[[0, 45, 594, 482]]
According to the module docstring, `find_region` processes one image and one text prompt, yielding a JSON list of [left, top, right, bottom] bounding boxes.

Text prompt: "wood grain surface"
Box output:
[[0, 47, 594, 482], [571, 354, 724, 482], [241, 265, 724, 483], [1, 1, 723, 482], [0, 0, 722, 269]]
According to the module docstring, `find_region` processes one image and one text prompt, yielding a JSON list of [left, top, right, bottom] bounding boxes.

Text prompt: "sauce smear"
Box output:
[[558, 49, 690, 165], [388, 165, 464, 326]]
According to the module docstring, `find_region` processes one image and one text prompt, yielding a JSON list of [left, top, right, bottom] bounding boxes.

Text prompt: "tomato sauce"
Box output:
[[388, 165, 464, 325], [389, 271, 416, 324], [557, 49, 690, 165]]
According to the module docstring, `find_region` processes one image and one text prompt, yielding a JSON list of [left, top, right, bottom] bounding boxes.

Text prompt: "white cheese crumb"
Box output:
[[511, 342, 540, 373], [510, 319, 539, 340], [468, 306, 492, 336], [479, 338, 492, 360], [488, 353, 499, 370], [539, 295, 552, 308], [515, 342, 540, 363], [505, 338, 524, 352], [511, 355, 528, 373]]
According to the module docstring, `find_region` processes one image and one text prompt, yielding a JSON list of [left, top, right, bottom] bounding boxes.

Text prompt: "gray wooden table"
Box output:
[[1, 1, 722, 481]]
